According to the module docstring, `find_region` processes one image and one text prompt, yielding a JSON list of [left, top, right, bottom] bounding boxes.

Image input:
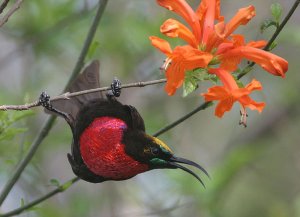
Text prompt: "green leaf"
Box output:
[[190, 68, 209, 80], [10, 110, 34, 123], [0, 110, 34, 142], [61, 179, 74, 191], [182, 69, 204, 97], [271, 3, 282, 23], [208, 74, 218, 84], [260, 19, 277, 33], [183, 78, 198, 97], [182, 68, 218, 97], [49, 179, 60, 187], [0, 128, 27, 141]]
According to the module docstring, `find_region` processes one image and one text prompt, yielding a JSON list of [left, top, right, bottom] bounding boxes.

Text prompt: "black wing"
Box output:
[[125, 105, 145, 132]]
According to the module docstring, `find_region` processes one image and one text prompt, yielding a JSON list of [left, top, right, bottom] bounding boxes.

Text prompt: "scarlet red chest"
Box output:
[[79, 117, 148, 180]]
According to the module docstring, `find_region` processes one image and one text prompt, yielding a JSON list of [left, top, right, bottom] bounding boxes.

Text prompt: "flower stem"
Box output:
[[153, 102, 213, 137]]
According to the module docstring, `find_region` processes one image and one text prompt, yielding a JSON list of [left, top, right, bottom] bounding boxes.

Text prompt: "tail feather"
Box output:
[[48, 60, 102, 127]]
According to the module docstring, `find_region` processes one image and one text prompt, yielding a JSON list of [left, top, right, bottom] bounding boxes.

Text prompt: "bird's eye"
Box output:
[[151, 147, 160, 155]]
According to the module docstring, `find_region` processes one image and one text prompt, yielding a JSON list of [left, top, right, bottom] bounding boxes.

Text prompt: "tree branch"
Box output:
[[153, 102, 213, 137], [0, 0, 109, 207], [0, 0, 10, 14], [0, 177, 80, 217], [0, 79, 167, 111], [0, 0, 24, 27]]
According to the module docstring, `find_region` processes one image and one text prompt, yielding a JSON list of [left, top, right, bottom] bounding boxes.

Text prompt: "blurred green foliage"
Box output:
[[0, 110, 34, 171]]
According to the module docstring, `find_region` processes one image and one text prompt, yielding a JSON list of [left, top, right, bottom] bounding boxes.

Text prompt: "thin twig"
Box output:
[[65, 0, 108, 87], [59, 78, 167, 100], [153, 102, 213, 137], [0, 0, 23, 27], [264, 0, 300, 51], [0, 0, 109, 207], [0, 79, 167, 111], [0, 177, 80, 217], [0, 0, 10, 14], [0, 101, 39, 111]]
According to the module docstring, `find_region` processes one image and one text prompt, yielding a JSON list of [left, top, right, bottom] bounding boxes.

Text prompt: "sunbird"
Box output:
[[40, 60, 209, 186]]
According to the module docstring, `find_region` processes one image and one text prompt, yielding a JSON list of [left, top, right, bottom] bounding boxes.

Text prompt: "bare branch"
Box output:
[[53, 78, 167, 100], [0, 101, 39, 111], [0, 177, 80, 217], [0, 79, 166, 111], [0, 0, 10, 14], [153, 102, 213, 137], [0, 0, 24, 27]]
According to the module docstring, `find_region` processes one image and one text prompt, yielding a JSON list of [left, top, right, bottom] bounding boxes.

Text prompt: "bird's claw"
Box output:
[[111, 78, 122, 97], [39, 91, 70, 120], [106, 77, 122, 99], [39, 91, 52, 110]]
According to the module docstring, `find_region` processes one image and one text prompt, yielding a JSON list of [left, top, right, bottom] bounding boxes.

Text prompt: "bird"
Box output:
[[40, 60, 209, 186]]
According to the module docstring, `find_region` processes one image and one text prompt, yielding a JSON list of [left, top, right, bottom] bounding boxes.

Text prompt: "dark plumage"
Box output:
[[45, 60, 209, 186]]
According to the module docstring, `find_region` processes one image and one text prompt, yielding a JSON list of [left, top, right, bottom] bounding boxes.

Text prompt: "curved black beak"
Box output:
[[167, 156, 210, 188]]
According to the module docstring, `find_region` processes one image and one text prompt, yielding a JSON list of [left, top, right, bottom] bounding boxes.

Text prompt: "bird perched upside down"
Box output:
[[40, 60, 209, 186]]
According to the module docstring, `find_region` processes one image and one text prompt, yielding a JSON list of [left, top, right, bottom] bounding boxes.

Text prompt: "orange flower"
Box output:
[[160, 19, 198, 47], [150, 36, 213, 95], [151, 0, 288, 118], [202, 69, 265, 117], [157, 0, 202, 42], [217, 35, 288, 77]]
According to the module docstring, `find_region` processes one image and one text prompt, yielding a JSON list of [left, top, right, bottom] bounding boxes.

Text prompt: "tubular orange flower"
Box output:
[[223, 5, 256, 38], [202, 69, 265, 117], [150, 36, 213, 95], [196, 0, 223, 25], [150, 0, 288, 118], [202, 82, 265, 117], [157, 0, 201, 42], [219, 46, 288, 77], [196, 0, 223, 45], [150, 36, 172, 56], [160, 19, 198, 47]]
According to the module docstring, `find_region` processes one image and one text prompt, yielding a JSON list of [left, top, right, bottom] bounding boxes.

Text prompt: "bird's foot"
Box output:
[[106, 77, 122, 99], [38, 91, 70, 120], [39, 91, 52, 109]]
